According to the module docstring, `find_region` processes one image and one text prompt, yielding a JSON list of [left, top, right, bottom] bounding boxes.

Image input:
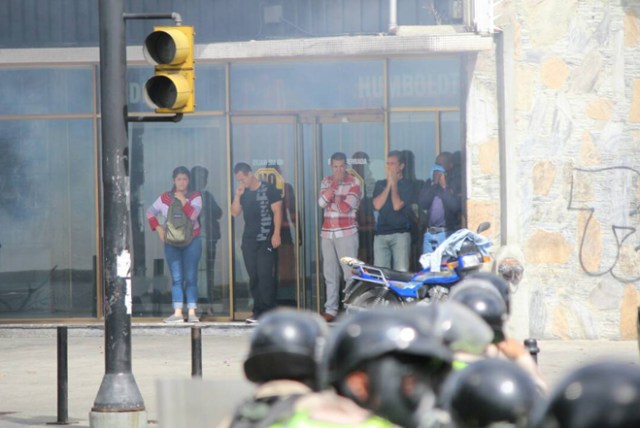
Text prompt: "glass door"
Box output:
[[300, 112, 386, 313], [230, 112, 385, 318], [230, 116, 300, 320]]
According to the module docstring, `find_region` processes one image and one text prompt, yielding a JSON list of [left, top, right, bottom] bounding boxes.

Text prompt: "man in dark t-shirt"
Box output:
[[231, 162, 283, 323], [372, 151, 415, 271]]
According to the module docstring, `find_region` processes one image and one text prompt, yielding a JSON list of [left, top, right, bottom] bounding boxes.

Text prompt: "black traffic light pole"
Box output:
[[91, 0, 145, 423]]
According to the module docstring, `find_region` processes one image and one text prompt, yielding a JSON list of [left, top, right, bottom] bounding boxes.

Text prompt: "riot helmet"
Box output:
[[406, 301, 494, 355], [533, 361, 640, 428], [324, 308, 453, 428], [243, 309, 328, 389], [464, 271, 512, 314], [449, 284, 508, 343], [440, 358, 539, 428]]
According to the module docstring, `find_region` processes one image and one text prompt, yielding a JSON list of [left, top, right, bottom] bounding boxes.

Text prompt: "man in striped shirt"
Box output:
[[318, 152, 362, 322]]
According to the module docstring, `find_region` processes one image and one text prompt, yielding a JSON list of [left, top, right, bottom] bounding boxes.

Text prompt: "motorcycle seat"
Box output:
[[375, 268, 416, 282], [413, 269, 457, 282]]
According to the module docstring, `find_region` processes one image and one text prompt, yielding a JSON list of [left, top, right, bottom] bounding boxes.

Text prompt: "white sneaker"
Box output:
[[164, 314, 185, 323]]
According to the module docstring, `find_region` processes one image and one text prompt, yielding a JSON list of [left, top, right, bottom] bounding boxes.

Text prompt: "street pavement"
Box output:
[[0, 324, 638, 428]]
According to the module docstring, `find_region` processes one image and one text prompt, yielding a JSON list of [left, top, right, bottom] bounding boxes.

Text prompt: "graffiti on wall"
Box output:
[[568, 166, 640, 282]]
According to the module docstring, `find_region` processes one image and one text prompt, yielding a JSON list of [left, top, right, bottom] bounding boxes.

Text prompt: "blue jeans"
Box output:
[[374, 232, 411, 272], [422, 230, 447, 255], [164, 236, 202, 310]]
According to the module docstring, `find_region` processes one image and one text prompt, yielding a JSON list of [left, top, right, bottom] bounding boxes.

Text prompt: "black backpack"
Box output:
[[164, 194, 194, 247]]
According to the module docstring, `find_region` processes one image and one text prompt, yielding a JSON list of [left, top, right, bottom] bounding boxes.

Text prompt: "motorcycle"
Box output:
[[341, 222, 492, 313]]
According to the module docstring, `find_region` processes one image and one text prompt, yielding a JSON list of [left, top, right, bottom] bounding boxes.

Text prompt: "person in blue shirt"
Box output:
[[372, 151, 415, 272]]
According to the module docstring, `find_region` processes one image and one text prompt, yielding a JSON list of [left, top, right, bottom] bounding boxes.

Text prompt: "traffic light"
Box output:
[[143, 25, 195, 113]]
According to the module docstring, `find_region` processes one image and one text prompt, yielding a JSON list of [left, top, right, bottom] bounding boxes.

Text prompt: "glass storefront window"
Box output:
[[389, 57, 461, 108], [390, 111, 437, 183], [0, 51, 467, 322], [231, 60, 384, 111], [0, 119, 97, 318], [317, 118, 386, 267], [126, 64, 226, 113], [129, 116, 230, 318], [441, 111, 462, 154], [230, 119, 298, 317], [0, 67, 94, 115]]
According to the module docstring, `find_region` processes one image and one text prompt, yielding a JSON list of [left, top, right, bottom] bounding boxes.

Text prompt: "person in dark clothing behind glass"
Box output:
[[402, 150, 426, 272], [231, 162, 283, 324], [418, 152, 462, 255], [372, 150, 415, 272], [190, 166, 223, 313], [351, 151, 376, 264]]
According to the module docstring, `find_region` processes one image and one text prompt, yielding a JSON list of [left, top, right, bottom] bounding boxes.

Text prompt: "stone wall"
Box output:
[[492, 0, 640, 339], [466, 49, 502, 235]]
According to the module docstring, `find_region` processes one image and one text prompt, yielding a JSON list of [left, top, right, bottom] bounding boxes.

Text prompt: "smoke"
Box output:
[[0, 134, 33, 218]]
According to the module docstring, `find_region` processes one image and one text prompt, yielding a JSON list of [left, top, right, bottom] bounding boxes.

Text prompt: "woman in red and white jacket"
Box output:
[[147, 166, 203, 323]]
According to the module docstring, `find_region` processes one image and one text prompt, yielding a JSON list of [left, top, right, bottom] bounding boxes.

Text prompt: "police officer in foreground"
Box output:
[[405, 301, 494, 370], [463, 271, 512, 314], [223, 309, 328, 427], [317, 308, 455, 428], [449, 283, 548, 393], [532, 361, 640, 428], [439, 358, 540, 428]]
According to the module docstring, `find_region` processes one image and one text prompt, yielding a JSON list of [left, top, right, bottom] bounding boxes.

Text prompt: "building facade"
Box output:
[[0, 0, 638, 340]]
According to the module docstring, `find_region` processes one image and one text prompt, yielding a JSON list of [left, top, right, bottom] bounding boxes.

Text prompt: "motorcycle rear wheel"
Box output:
[[346, 288, 401, 314]]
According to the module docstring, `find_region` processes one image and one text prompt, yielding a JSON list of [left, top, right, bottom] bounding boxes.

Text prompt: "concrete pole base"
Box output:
[[89, 410, 147, 428]]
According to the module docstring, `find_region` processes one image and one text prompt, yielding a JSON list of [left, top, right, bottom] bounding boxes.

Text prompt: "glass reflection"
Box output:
[[231, 61, 384, 111], [0, 67, 94, 115], [129, 116, 230, 318], [320, 120, 385, 265], [0, 119, 96, 318], [231, 121, 298, 318], [389, 57, 461, 108]]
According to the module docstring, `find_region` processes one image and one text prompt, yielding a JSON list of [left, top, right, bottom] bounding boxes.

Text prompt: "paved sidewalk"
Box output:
[[0, 324, 638, 428]]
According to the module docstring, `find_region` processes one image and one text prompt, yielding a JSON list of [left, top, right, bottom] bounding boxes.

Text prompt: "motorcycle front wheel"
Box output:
[[346, 288, 401, 314]]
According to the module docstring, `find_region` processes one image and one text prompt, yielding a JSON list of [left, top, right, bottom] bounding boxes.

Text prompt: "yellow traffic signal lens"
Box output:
[[142, 25, 195, 114], [143, 29, 190, 66], [144, 74, 192, 110]]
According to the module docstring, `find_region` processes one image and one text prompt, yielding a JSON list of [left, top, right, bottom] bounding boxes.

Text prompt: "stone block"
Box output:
[[620, 284, 639, 339], [551, 305, 570, 339], [514, 21, 522, 60], [532, 160, 556, 196], [540, 56, 570, 90], [577, 210, 602, 273], [589, 280, 624, 310], [529, 288, 548, 338], [586, 98, 613, 121], [467, 199, 499, 235], [516, 64, 536, 111], [615, 242, 640, 280], [523, 0, 578, 48], [630, 80, 640, 123], [580, 131, 601, 166], [569, 50, 603, 94], [624, 9, 640, 48], [478, 138, 499, 175], [570, 169, 593, 205], [525, 230, 572, 264]]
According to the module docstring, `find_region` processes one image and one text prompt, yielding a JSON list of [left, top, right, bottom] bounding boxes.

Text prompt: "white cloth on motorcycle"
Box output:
[[420, 228, 492, 272]]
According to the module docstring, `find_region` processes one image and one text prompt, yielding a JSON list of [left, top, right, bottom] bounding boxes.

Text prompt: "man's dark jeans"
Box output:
[[241, 240, 277, 318]]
